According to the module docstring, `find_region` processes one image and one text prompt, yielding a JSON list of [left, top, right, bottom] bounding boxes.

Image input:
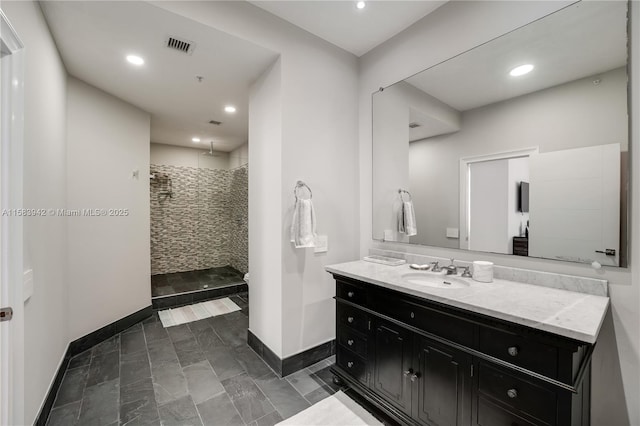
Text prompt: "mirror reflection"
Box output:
[[372, 1, 628, 266]]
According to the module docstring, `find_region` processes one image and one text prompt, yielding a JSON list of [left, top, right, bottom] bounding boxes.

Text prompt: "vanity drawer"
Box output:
[[371, 293, 474, 347], [336, 280, 367, 306], [338, 327, 367, 358], [478, 362, 557, 425], [476, 397, 538, 426], [479, 326, 558, 378], [337, 348, 368, 385], [337, 302, 369, 334]]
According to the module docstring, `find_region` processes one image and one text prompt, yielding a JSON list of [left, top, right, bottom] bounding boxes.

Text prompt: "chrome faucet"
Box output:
[[444, 258, 458, 275], [430, 261, 442, 272], [461, 266, 472, 278]]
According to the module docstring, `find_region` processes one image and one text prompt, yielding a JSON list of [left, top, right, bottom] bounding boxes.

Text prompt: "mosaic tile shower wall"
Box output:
[[196, 167, 231, 270], [150, 164, 247, 275], [229, 165, 248, 273]]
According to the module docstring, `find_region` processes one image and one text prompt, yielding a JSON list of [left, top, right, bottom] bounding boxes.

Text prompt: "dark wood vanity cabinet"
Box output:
[[331, 275, 593, 426], [412, 335, 472, 426], [370, 317, 414, 414]]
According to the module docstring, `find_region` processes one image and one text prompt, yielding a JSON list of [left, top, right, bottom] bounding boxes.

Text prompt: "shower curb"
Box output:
[[152, 282, 248, 309]]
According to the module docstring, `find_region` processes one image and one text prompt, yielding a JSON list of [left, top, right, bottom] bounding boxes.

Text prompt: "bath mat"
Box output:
[[276, 391, 383, 426], [158, 298, 240, 328]]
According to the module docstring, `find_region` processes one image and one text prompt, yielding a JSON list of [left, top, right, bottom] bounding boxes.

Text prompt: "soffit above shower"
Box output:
[[40, 1, 278, 150]]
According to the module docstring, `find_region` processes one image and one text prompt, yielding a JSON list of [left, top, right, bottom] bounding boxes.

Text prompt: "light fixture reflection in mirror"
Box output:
[[372, 1, 629, 267], [510, 64, 534, 77]]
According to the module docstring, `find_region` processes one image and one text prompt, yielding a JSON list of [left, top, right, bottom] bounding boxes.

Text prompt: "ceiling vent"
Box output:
[[409, 122, 421, 128], [209, 120, 222, 126], [165, 36, 195, 55]]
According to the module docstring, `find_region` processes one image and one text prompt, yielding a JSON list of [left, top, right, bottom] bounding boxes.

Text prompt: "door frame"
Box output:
[[459, 147, 538, 250], [0, 9, 25, 426]]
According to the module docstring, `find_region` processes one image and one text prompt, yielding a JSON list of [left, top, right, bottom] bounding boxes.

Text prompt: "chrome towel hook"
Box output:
[[398, 188, 412, 202], [294, 181, 313, 201]]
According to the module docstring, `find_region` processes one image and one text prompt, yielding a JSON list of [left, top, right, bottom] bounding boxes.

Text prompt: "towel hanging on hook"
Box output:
[[397, 189, 417, 236], [291, 180, 316, 248]]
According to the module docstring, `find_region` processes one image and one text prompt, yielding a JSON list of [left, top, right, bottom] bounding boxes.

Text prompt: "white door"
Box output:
[[529, 144, 621, 266], [0, 9, 25, 426], [459, 147, 537, 252], [468, 159, 509, 254]]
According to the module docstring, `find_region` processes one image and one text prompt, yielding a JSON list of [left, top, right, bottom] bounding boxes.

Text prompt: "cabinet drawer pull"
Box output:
[[507, 346, 519, 357], [410, 312, 415, 319], [347, 316, 354, 323], [348, 291, 355, 298], [507, 388, 518, 399], [347, 361, 354, 368], [347, 339, 354, 346], [403, 369, 413, 377], [410, 373, 420, 382]]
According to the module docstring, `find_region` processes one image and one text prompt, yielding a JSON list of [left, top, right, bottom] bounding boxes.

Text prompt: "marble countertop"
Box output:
[[326, 261, 610, 344]]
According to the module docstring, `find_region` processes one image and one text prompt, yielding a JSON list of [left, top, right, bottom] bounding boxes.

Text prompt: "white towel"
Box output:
[[291, 198, 317, 248], [398, 201, 417, 236]]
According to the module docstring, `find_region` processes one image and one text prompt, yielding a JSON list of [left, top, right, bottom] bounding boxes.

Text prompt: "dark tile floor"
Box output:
[[45, 293, 344, 426], [151, 266, 246, 298]]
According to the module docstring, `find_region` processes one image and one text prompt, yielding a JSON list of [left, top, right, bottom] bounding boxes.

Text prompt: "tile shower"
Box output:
[[150, 159, 248, 303]]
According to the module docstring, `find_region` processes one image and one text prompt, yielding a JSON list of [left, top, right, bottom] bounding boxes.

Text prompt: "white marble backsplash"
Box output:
[[368, 248, 608, 297]]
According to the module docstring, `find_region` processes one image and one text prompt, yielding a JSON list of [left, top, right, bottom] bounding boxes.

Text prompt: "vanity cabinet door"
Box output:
[[412, 336, 472, 426], [370, 317, 413, 415]]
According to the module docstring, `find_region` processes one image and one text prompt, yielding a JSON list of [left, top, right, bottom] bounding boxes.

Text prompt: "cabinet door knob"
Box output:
[[403, 369, 413, 377], [347, 361, 354, 368], [410, 373, 420, 382], [410, 312, 415, 319], [347, 316, 354, 323], [347, 291, 355, 298], [507, 346, 519, 357], [347, 339, 354, 346], [507, 388, 518, 399]]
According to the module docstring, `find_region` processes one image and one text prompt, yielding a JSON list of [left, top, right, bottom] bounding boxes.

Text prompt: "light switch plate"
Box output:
[[24, 269, 34, 302], [314, 235, 328, 253], [446, 228, 459, 238]]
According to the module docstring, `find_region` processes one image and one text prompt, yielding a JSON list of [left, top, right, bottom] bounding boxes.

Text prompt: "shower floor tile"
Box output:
[[151, 266, 245, 298]]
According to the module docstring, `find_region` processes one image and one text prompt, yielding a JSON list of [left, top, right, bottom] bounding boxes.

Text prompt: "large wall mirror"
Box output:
[[372, 1, 629, 267]]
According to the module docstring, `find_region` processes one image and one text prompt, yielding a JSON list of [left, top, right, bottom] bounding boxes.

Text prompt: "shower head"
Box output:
[[200, 141, 221, 157]]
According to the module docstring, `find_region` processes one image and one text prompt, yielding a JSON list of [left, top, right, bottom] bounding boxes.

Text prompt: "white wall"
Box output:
[[150, 142, 229, 169], [372, 82, 410, 243], [230, 143, 248, 169], [2, 2, 69, 424], [66, 77, 151, 340], [360, 2, 638, 424], [156, 1, 360, 359], [373, 81, 462, 242], [249, 59, 283, 355]]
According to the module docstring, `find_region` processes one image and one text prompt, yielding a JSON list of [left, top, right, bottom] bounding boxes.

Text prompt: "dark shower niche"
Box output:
[[151, 265, 247, 309]]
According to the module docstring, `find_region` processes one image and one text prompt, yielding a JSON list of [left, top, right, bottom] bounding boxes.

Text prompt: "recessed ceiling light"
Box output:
[[192, 137, 201, 143], [356, 1, 366, 9], [126, 55, 144, 66], [224, 105, 236, 113], [509, 64, 534, 77]]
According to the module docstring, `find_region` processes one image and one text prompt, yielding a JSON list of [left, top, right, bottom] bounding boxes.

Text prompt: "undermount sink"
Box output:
[[401, 273, 470, 289]]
